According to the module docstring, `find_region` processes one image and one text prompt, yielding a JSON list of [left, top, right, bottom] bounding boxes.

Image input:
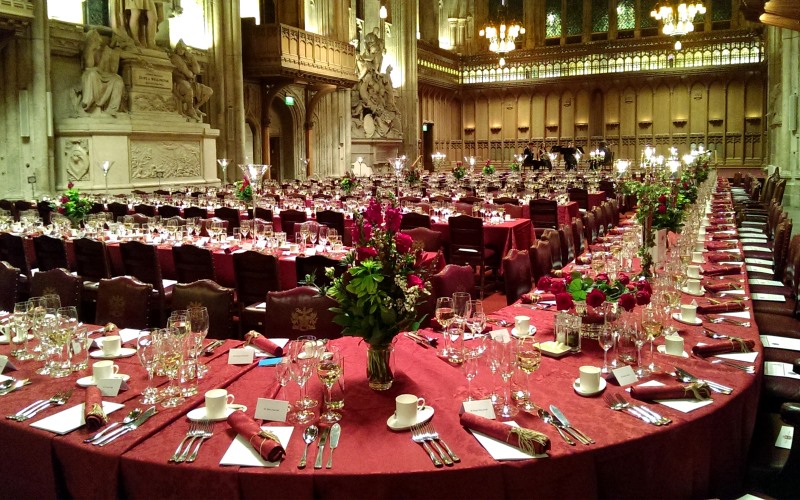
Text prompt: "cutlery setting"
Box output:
[[410, 422, 458, 467], [91, 405, 157, 446], [674, 367, 733, 394], [169, 420, 214, 462], [603, 393, 672, 426], [297, 423, 342, 470], [6, 389, 73, 421], [0, 378, 30, 396], [710, 359, 756, 373], [85, 408, 142, 443]]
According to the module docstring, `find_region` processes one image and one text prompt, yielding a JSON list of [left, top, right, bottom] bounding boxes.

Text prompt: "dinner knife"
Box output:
[[549, 405, 594, 444], [325, 423, 341, 469], [675, 367, 733, 395], [314, 427, 329, 469], [95, 406, 157, 446]]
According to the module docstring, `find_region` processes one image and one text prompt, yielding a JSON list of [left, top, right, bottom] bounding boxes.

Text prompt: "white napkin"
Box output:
[[748, 278, 783, 287], [244, 338, 289, 358], [740, 237, 768, 243], [118, 328, 141, 344], [764, 362, 800, 380], [742, 245, 770, 252], [715, 351, 759, 362], [745, 258, 774, 266], [751, 293, 786, 302], [30, 402, 124, 435], [746, 265, 774, 275], [738, 227, 763, 233], [632, 381, 714, 414], [719, 310, 750, 319], [162, 279, 178, 288], [761, 335, 800, 352], [219, 426, 294, 467], [469, 421, 547, 460], [722, 248, 742, 254]]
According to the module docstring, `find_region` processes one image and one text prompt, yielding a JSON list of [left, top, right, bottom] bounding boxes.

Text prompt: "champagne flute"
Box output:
[[642, 305, 665, 373], [463, 355, 479, 402], [631, 315, 650, 378], [318, 225, 329, 250], [159, 333, 185, 408], [515, 336, 541, 411], [492, 336, 519, 419], [435, 297, 454, 358], [275, 357, 291, 400], [598, 323, 614, 374], [137, 329, 160, 405], [187, 307, 209, 381], [10, 301, 32, 360], [317, 346, 343, 424], [288, 339, 316, 424]]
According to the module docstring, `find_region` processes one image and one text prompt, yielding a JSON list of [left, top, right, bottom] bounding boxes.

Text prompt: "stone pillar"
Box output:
[[419, 0, 438, 46], [779, 28, 800, 207], [31, 0, 54, 196], [390, 0, 419, 161]]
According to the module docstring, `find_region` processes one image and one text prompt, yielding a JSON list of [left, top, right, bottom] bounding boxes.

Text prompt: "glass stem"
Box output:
[[603, 349, 609, 371]]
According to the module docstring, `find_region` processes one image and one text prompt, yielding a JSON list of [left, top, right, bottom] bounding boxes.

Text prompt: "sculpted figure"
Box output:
[[80, 30, 125, 117], [112, 0, 165, 48], [170, 39, 213, 120]]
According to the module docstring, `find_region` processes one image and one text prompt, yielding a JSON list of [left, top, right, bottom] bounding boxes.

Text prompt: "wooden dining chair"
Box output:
[[171, 279, 236, 339], [539, 228, 563, 270], [36, 201, 54, 225], [214, 207, 241, 236], [119, 240, 171, 325], [431, 264, 476, 299], [400, 212, 431, 230], [568, 187, 589, 211], [106, 202, 129, 222], [529, 198, 559, 238], [448, 215, 498, 298], [254, 206, 273, 221], [32, 235, 69, 272], [133, 204, 157, 217], [529, 239, 553, 283], [172, 244, 216, 283], [264, 286, 342, 340], [316, 210, 346, 237], [493, 196, 520, 206], [0, 261, 20, 311], [30, 268, 81, 311], [183, 206, 209, 219], [233, 251, 281, 333], [583, 212, 598, 244], [279, 209, 307, 242], [502, 249, 532, 305], [157, 205, 182, 219], [571, 217, 585, 257], [295, 254, 345, 288], [402, 227, 443, 253], [95, 276, 152, 330]]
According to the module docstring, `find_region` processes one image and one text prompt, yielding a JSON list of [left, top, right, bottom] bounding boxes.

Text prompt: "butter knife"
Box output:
[[314, 427, 329, 469], [325, 423, 341, 469], [95, 406, 157, 446], [549, 405, 594, 444]]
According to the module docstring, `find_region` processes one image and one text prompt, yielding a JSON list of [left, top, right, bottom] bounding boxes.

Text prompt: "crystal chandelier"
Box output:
[[479, 0, 524, 65], [650, 1, 706, 50]]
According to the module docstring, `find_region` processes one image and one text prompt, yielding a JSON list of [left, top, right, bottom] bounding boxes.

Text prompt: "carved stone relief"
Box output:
[[63, 139, 91, 181], [130, 140, 201, 179], [351, 28, 402, 140]]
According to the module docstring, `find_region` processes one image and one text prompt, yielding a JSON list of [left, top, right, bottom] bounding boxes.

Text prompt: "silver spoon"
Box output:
[[0, 379, 15, 392], [0, 378, 29, 396], [84, 408, 142, 443], [297, 425, 319, 469]]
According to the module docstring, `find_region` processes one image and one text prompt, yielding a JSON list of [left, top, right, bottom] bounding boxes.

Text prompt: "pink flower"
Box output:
[[60, 196, 69, 203], [618, 273, 630, 285], [586, 288, 606, 307], [636, 290, 651, 306], [356, 247, 377, 262], [360, 221, 372, 242], [555, 292, 574, 311], [594, 273, 609, 284], [658, 195, 667, 203], [536, 276, 552, 292], [394, 232, 413, 254], [385, 207, 402, 232], [550, 280, 566, 294], [618, 293, 636, 311], [657, 204, 667, 214], [635, 279, 652, 295], [364, 200, 383, 226], [57, 207, 65, 214], [407, 274, 424, 289]]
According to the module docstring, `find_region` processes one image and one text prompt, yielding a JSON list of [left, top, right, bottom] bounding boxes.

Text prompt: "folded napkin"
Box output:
[[691, 338, 756, 357], [710, 233, 738, 241], [706, 225, 735, 233], [84, 386, 108, 431], [706, 252, 742, 263], [706, 241, 737, 251], [244, 331, 283, 356], [702, 265, 742, 277], [696, 301, 745, 314], [703, 281, 740, 293], [223, 245, 241, 254], [227, 411, 285, 462], [630, 382, 712, 401], [460, 412, 550, 455], [520, 292, 555, 304]]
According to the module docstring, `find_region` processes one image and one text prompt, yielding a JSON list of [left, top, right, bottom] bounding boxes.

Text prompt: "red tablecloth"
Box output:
[[432, 218, 533, 259]]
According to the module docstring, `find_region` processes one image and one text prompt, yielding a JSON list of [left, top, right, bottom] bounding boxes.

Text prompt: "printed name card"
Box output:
[[461, 399, 497, 419], [746, 265, 774, 275], [254, 398, 290, 422], [228, 348, 255, 365], [745, 258, 774, 266], [0, 355, 8, 373], [742, 246, 770, 252], [748, 278, 783, 287], [751, 293, 786, 303], [612, 365, 638, 386], [775, 425, 794, 450], [490, 329, 511, 342], [97, 378, 123, 397]]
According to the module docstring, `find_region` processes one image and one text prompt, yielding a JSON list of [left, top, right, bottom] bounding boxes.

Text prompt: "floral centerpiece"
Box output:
[[50, 182, 92, 227], [327, 198, 430, 390], [233, 178, 253, 204], [404, 165, 422, 185], [340, 172, 359, 195], [453, 161, 467, 180], [509, 162, 521, 173], [482, 160, 496, 176]]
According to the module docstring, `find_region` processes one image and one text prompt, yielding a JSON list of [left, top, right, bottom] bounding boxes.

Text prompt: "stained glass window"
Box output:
[[712, 0, 732, 22], [616, 0, 635, 30], [545, 0, 561, 38], [565, 0, 583, 36], [591, 0, 609, 33]]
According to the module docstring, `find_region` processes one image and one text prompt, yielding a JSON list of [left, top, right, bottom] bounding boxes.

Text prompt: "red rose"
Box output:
[[385, 207, 402, 232], [242, 177, 250, 187], [550, 280, 566, 294], [635, 279, 652, 294], [394, 232, 413, 254], [618, 273, 630, 285], [658, 195, 667, 203], [356, 247, 377, 261], [594, 273, 609, 284], [536, 276, 552, 292], [586, 288, 606, 307], [57, 207, 65, 214], [555, 292, 575, 311], [618, 293, 636, 311], [61, 196, 69, 203], [407, 274, 424, 289], [67, 182, 75, 189], [657, 205, 666, 214], [636, 290, 651, 306], [364, 200, 383, 226]]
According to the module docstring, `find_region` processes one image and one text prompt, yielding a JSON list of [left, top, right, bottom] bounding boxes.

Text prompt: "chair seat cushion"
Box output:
[[753, 298, 796, 317], [755, 312, 800, 338]]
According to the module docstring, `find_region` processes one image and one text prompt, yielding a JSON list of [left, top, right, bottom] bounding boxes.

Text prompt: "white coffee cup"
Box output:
[[102, 335, 122, 357], [205, 389, 235, 419], [692, 251, 705, 263], [680, 303, 697, 323], [289, 243, 300, 253], [514, 315, 530, 334], [687, 265, 701, 279], [664, 334, 685, 356], [395, 394, 426, 425], [92, 360, 119, 382], [579, 366, 601, 393], [686, 278, 702, 295]]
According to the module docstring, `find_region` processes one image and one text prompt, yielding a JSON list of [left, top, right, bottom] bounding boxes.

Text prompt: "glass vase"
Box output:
[[366, 342, 395, 391]]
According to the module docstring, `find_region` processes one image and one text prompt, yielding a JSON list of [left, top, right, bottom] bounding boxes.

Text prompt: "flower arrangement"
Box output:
[[340, 172, 359, 194], [509, 162, 520, 173], [404, 165, 422, 185], [51, 182, 92, 227], [482, 160, 495, 176], [453, 161, 467, 180], [233, 178, 253, 203], [536, 271, 652, 312]]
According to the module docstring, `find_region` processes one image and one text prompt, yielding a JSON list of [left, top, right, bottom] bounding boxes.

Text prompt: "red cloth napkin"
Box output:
[[696, 301, 745, 314], [709, 218, 733, 225], [706, 225, 735, 233], [702, 265, 741, 277], [521, 292, 556, 304], [703, 281, 740, 293], [227, 411, 285, 462], [706, 252, 742, 263], [244, 331, 283, 356], [84, 386, 108, 431], [459, 413, 550, 455], [710, 233, 738, 241], [223, 245, 241, 254], [691, 339, 756, 357], [630, 383, 711, 401], [706, 241, 737, 251]]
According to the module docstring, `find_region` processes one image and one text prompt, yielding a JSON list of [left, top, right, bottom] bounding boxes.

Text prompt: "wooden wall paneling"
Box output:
[[561, 89, 575, 142], [726, 80, 744, 161], [745, 78, 764, 160], [590, 89, 604, 145], [545, 92, 560, 140], [604, 88, 620, 144], [502, 94, 517, 145], [708, 81, 726, 135], [531, 93, 545, 138], [477, 94, 490, 138], [690, 82, 708, 142], [671, 83, 690, 140], [575, 89, 590, 140], [517, 93, 532, 140], [621, 87, 636, 138], [653, 84, 671, 137]]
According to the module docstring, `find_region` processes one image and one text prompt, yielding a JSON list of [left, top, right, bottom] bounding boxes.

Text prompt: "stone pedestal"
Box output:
[[352, 139, 401, 175], [120, 48, 178, 115]]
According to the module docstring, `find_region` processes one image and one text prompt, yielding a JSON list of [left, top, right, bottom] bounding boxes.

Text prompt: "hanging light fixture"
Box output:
[[650, 1, 706, 50], [479, 0, 525, 65]]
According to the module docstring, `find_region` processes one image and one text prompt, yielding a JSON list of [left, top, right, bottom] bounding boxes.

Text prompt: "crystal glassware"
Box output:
[[137, 329, 160, 405], [317, 346, 343, 424], [492, 336, 519, 419], [514, 336, 541, 411]]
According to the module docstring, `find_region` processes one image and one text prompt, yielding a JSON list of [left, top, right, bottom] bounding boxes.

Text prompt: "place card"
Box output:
[[118, 328, 141, 344], [746, 265, 774, 275], [97, 377, 124, 397], [258, 357, 284, 367], [740, 237, 768, 243], [746, 258, 774, 266], [30, 402, 124, 435], [765, 362, 800, 380], [761, 335, 800, 352], [612, 365, 638, 386], [254, 398, 290, 422], [751, 293, 786, 302], [738, 227, 764, 233], [722, 248, 742, 254], [749, 278, 783, 287], [0, 355, 9, 373], [632, 381, 714, 413], [219, 426, 294, 467], [469, 421, 546, 460], [490, 329, 510, 342], [228, 348, 255, 365], [462, 399, 497, 420], [775, 425, 794, 450]]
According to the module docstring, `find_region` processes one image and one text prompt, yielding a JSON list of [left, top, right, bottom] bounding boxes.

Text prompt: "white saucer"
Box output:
[[90, 347, 137, 359], [680, 287, 705, 297], [187, 404, 248, 422], [510, 325, 538, 338], [671, 313, 703, 326], [0, 334, 33, 345], [657, 345, 689, 358], [387, 406, 435, 431], [76, 374, 131, 387], [573, 377, 607, 397]]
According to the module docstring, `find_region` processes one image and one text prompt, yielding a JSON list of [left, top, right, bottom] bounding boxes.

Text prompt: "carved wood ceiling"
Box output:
[[741, 0, 800, 31]]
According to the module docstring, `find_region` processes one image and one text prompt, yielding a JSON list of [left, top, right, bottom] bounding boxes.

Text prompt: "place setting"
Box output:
[[76, 360, 131, 389], [89, 335, 136, 360]]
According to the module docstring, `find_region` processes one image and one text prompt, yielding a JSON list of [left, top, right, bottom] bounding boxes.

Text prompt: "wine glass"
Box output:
[[631, 315, 650, 378], [275, 357, 291, 400], [515, 336, 541, 411], [137, 329, 160, 405], [159, 333, 185, 408], [435, 297, 454, 357], [598, 323, 614, 374], [641, 305, 665, 373], [52, 307, 78, 378], [318, 225, 329, 250], [492, 336, 519, 419], [288, 338, 316, 424], [317, 345, 343, 423], [240, 220, 251, 241], [187, 307, 209, 381], [307, 221, 319, 248], [463, 355, 479, 402], [10, 301, 32, 360], [453, 291, 472, 329]]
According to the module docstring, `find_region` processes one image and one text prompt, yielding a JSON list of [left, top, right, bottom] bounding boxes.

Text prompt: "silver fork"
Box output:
[[169, 422, 199, 462], [419, 424, 452, 466], [425, 423, 460, 463], [186, 421, 214, 463], [175, 422, 206, 463], [410, 424, 442, 467], [614, 393, 671, 425], [8, 390, 72, 421], [711, 359, 756, 373], [603, 393, 659, 425]]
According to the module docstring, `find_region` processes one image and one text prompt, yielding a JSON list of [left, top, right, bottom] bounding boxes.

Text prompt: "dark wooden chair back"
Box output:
[[172, 244, 216, 283], [172, 279, 235, 339], [73, 238, 112, 282], [95, 276, 152, 329], [31, 268, 81, 310], [502, 249, 532, 305], [32, 235, 68, 272], [295, 254, 345, 288], [0, 261, 19, 312], [279, 209, 308, 242], [265, 286, 342, 340]]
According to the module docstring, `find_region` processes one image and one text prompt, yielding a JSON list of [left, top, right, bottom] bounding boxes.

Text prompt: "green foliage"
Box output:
[[453, 162, 467, 180], [233, 179, 253, 203], [51, 184, 92, 226]]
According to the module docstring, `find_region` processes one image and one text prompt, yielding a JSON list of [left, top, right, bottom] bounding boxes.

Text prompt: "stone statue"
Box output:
[[79, 29, 125, 117], [351, 30, 401, 139], [111, 0, 165, 48], [170, 39, 212, 120]]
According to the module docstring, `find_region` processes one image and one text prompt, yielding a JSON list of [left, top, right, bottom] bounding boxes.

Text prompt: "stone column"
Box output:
[[418, 0, 438, 46], [31, 0, 54, 196], [390, 0, 419, 161], [779, 28, 800, 207]]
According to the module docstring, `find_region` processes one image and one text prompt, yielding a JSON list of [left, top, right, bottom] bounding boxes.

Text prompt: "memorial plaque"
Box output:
[[131, 67, 172, 91]]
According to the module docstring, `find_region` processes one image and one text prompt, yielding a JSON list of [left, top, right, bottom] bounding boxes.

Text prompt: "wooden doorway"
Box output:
[[270, 136, 281, 181], [422, 122, 433, 171]]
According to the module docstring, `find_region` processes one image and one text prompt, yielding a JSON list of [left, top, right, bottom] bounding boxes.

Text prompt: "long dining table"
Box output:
[[0, 186, 762, 499]]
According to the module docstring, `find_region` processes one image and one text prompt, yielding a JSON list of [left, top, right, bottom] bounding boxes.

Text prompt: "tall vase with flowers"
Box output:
[[233, 178, 253, 204], [453, 161, 467, 180], [50, 182, 92, 228], [327, 199, 431, 390]]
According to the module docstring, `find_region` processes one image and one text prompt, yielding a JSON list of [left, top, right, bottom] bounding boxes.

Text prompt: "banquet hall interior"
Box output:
[[0, 0, 799, 498]]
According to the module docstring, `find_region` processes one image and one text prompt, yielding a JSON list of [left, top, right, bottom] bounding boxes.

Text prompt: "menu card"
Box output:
[[765, 362, 800, 380]]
